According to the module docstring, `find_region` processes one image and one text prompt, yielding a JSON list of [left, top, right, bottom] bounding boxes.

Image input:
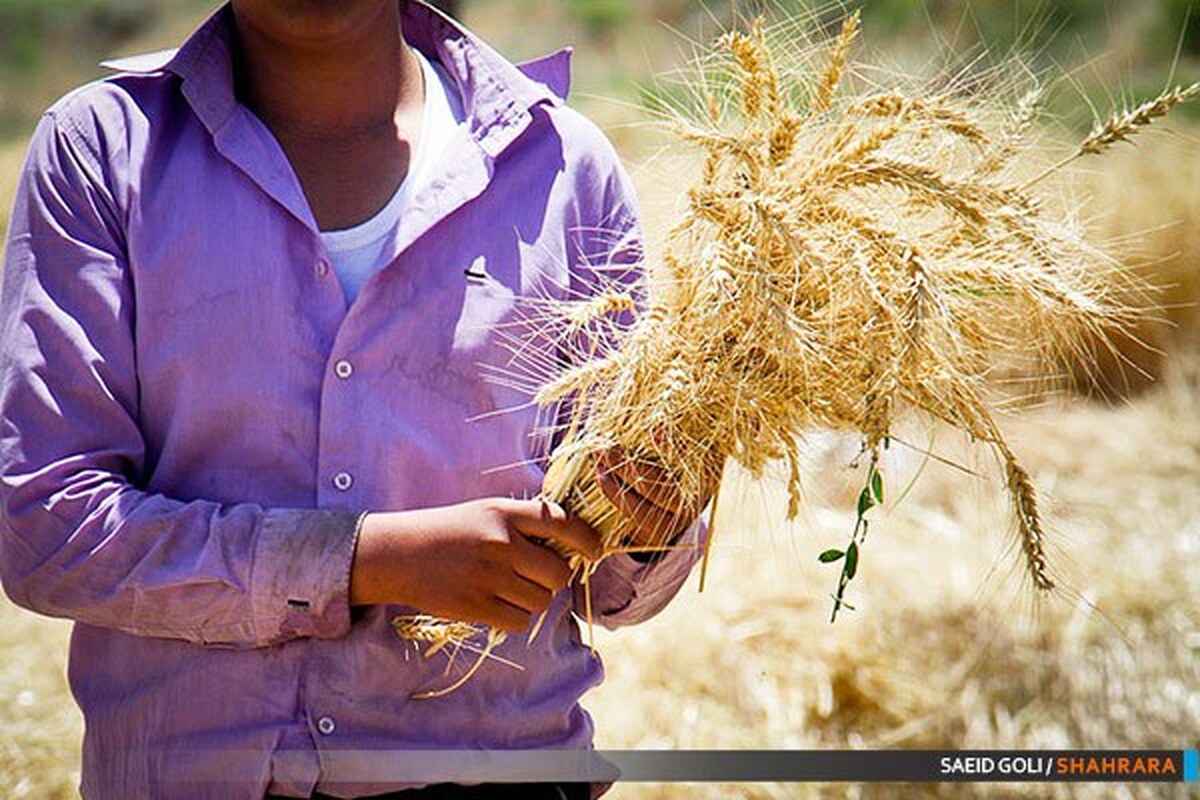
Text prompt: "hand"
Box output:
[[349, 498, 602, 633], [595, 446, 720, 555]]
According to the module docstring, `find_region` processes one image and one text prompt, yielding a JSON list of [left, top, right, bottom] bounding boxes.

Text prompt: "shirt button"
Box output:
[[316, 716, 336, 736], [332, 471, 353, 491], [334, 359, 354, 379], [316, 258, 330, 277]]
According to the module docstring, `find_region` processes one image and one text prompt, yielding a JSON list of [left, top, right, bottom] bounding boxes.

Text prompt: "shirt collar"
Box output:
[[99, 0, 571, 158]]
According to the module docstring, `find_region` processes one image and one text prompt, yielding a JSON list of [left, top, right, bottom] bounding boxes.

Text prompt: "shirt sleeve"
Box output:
[[0, 110, 362, 649], [573, 514, 708, 630], [561, 123, 706, 631]]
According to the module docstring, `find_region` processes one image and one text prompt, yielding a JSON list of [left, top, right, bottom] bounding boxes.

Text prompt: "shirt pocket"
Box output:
[[452, 268, 518, 357]]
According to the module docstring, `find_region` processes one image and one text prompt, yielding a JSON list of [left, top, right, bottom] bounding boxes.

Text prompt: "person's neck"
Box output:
[[232, 3, 422, 142]]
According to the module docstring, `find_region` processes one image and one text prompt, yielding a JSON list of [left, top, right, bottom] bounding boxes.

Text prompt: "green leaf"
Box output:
[[819, 548, 845, 563], [857, 487, 874, 517], [845, 541, 859, 579], [871, 469, 884, 504]]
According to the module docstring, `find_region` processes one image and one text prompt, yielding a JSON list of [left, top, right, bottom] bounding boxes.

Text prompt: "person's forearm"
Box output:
[[0, 480, 363, 648]]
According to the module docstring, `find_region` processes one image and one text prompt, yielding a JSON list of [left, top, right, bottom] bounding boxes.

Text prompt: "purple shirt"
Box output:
[[0, 3, 704, 797]]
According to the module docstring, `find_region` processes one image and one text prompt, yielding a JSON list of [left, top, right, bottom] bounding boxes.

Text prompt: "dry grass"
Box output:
[[0, 143, 26, 236], [0, 597, 80, 799]]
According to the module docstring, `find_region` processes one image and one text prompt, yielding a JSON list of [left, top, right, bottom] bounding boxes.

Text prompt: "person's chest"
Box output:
[[278, 127, 415, 233], [122, 101, 579, 512]]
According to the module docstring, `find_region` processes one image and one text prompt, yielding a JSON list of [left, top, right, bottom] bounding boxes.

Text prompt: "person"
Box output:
[[0, 1, 714, 798]]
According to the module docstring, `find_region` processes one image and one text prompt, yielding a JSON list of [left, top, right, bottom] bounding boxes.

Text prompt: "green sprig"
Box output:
[[824, 448, 883, 622]]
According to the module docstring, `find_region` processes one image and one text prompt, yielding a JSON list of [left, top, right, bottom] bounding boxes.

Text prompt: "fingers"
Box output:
[[597, 447, 688, 515], [489, 573, 557, 633], [482, 597, 533, 634], [596, 467, 684, 547], [506, 498, 603, 561], [597, 446, 723, 515], [509, 534, 574, 592], [496, 571, 555, 616], [698, 450, 725, 503]]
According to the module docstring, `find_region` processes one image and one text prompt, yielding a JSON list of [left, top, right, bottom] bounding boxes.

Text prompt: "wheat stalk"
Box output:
[[1024, 81, 1200, 187]]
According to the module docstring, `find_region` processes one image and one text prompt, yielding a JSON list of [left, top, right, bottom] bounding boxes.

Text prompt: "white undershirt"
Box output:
[[319, 48, 465, 304]]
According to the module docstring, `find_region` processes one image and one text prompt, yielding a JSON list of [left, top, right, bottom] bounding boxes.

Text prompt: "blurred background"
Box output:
[[1, 1, 1197, 798]]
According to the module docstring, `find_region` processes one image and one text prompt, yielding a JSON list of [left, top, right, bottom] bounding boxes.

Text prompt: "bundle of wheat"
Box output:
[[395, 10, 1195, 690], [533, 14, 1194, 618]]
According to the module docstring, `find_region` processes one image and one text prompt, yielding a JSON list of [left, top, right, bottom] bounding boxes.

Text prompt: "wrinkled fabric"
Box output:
[[0, 3, 705, 798]]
